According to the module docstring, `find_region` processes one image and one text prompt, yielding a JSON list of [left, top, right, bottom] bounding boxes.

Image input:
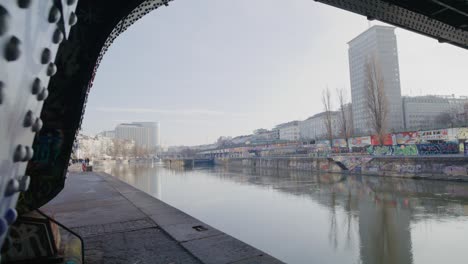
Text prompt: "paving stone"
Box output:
[[162, 222, 223, 242], [121, 189, 167, 208], [147, 207, 200, 226], [181, 234, 266, 264], [83, 228, 201, 264], [43, 195, 127, 213], [45, 198, 147, 228], [72, 218, 157, 238], [135, 199, 178, 214]]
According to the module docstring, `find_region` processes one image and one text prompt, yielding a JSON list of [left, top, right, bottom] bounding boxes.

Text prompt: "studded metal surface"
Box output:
[[0, 0, 78, 248], [317, 0, 468, 48], [15, 1, 174, 216], [59, 0, 79, 38]]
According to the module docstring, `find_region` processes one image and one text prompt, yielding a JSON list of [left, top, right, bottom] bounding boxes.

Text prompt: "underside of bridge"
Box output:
[[19, 0, 468, 215], [319, 0, 468, 48]]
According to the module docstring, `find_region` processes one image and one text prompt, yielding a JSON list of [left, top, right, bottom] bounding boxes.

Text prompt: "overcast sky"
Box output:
[[81, 0, 468, 146]]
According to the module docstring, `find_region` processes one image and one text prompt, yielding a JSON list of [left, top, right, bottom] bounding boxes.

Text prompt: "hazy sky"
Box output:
[[82, 0, 468, 146]]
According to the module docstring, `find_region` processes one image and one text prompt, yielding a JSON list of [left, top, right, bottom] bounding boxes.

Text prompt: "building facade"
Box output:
[[402, 95, 468, 130], [348, 25, 404, 134], [115, 122, 160, 149], [252, 129, 279, 143], [276, 121, 300, 141], [299, 111, 341, 140], [98, 130, 115, 138]]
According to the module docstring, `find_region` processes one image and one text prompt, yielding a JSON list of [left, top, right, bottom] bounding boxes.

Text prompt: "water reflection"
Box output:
[[95, 161, 468, 264]]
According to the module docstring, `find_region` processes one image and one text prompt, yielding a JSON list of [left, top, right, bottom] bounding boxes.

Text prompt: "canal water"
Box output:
[[95, 162, 468, 264]]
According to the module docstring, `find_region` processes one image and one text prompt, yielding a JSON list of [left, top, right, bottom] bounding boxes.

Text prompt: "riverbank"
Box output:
[[215, 156, 468, 181], [41, 171, 283, 263]]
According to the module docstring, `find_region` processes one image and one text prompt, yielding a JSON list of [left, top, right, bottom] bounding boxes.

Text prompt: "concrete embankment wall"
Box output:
[[163, 159, 193, 168], [216, 157, 343, 173], [215, 156, 468, 181]]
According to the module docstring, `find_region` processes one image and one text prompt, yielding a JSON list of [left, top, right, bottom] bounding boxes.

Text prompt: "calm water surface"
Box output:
[[96, 162, 468, 264]]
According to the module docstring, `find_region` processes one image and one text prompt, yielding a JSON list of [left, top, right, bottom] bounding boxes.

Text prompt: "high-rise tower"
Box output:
[[348, 25, 403, 134]]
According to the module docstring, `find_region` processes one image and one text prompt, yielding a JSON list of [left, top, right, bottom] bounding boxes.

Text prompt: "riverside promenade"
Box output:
[[41, 170, 282, 264]]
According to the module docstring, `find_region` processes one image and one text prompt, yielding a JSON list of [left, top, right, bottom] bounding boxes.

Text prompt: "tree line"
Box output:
[[106, 139, 155, 158]]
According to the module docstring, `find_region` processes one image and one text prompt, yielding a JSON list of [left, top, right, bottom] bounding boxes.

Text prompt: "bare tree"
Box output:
[[434, 112, 453, 128], [365, 56, 388, 146], [464, 102, 468, 124], [121, 140, 133, 158], [111, 138, 123, 157], [106, 143, 114, 157], [132, 144, 140, 158], [322, 87, 334, 147], [337, 88, 353, 148]]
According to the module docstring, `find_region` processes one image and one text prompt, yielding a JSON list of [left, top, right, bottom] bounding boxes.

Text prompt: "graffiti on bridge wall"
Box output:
[[367, 143, 458, 156], [32, 131, 64, 164], [419, 129, 449, 141], [393, 145, 418, 156], [332, 156, 372, 171], [443, 166, 467, 176], [367, 146, 393, 156], [371, 134, 395, 146], [331, 147, 350, 153], [395, 131, 419, 145], [396, 164, 422, 174], [351, 146, 367, 154], [457, 128, 468, 140], [417, 143, 459, 155]]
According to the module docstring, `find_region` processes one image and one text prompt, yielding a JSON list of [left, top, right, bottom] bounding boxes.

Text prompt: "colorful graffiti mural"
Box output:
[[457, 128, 468, 140], [393, 145, 418, 156], [349, 136, 371, 147], [395, 131, 419, 145], [416, 142, 459, 155], [419, 129, 449, 141], [367, 146, 393, 156], [333, 156, 372, 171], [371, 134, 394, 146], [366, 143, 458, 156], [351, 146, 367, 154], [332, 147, 350, 153], [443, 166, 467, 176], [332, 139, 347, 148], [396, 164, 422, 173]]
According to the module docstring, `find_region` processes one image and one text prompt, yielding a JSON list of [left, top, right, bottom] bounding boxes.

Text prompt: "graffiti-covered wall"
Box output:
[[361, 157, 468, 179], [219, 156, 468, 181], [366, 142, 460, 156]]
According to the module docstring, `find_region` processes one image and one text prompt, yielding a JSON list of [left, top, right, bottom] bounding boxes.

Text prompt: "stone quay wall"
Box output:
[[215, 156, 468, 181]]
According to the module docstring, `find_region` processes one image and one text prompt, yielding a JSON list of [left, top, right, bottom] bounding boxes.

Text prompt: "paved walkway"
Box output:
[[41, 171, 282, 264]]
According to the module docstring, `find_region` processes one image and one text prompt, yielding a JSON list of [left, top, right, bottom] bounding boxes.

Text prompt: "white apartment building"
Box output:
[[276, 121, 300, 141], [299, 111, 340, 140], [348, 25, 404, 134], [252, 129, 279, 142], [115, 122, 160, 149], [402, 95, 468, 130]]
